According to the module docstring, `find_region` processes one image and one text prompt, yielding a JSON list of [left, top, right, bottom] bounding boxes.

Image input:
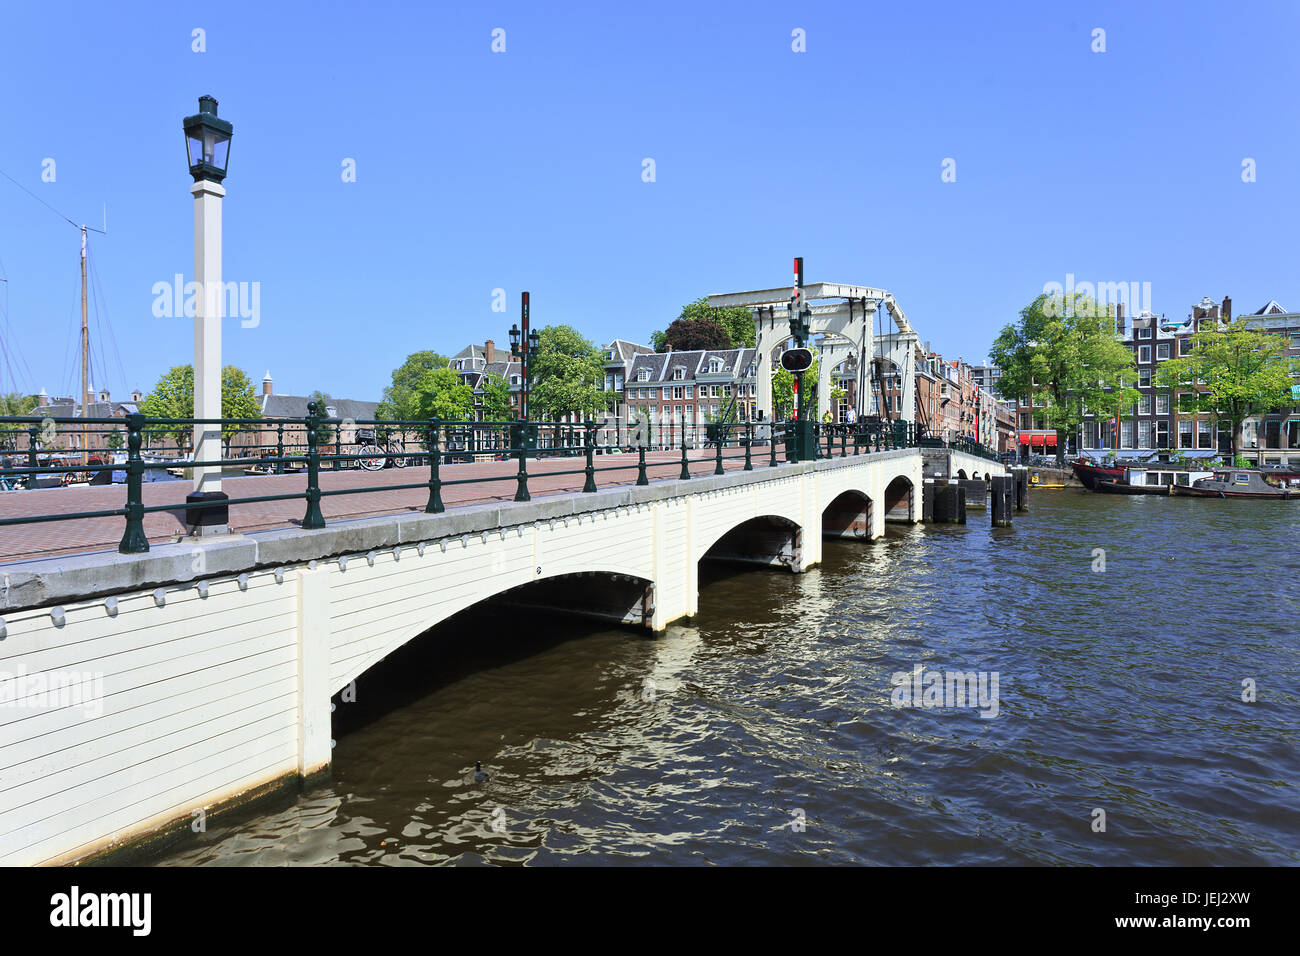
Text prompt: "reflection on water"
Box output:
[[150, 491, 1300, 865]]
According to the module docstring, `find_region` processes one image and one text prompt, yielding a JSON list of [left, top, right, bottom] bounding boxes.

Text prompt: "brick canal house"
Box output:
[[623, 347, 760, 449], [23, 386, 143, 456]]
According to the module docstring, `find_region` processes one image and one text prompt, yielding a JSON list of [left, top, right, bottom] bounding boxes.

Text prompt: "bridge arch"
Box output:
[[884, 475, 914, 523], [698, 513, 804, 572], [330, 561, 656, 695], [822, 489, 873, 539]]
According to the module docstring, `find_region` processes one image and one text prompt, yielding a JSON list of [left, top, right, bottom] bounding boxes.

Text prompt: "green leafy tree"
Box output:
[[662, 315, 730, 352], [479, 371, 514, 421], [0, 393, 38, 416], [105, 427, 125, 451], [529, 325, 614, 420], [376, 351, 450, 421], [991, 292, 1139, 466], [138, 365, 261, 450], [664, 298, 757, 350], [413, 367, 475, 420], [1155, 319, 1297, 461]]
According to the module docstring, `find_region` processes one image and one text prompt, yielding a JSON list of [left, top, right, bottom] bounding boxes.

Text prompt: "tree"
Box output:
[[529, 325, 614, 420], [413, 367, 475, 421], [991, 292, 1139, 466], [307, 390, 335, 444], [376, 351, 450, 421], [138, 365, 261, 450], [479, 371, 514, 421], [660, 314, 730, 352], [1155, 319, 1297, 461], [0, 393, 38, 417], [663, 297, 757, 350]]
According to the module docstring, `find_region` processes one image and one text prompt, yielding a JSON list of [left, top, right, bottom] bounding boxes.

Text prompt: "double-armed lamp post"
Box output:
[[182, 95, 232, 535]]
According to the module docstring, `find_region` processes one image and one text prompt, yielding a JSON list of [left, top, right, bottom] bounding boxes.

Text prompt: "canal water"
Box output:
[[147, 490, 1299, 866]]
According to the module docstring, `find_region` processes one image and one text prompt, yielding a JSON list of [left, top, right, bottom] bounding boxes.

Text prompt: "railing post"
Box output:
[[680, 426, 691, 480], [714, 423, 724, 475], [514, 421, 531, 502], [302, 403, 326, 529], [840, 424, 847, 457], [770, 421, 779, 467], [583, 420, 597, 492], [744, 422, 753, 471], [636, 436, 649, 485], [275, 422, 285, 474], [425, 418, 445, 513], [118, 413, 149, 553], [26, 424, 38, 488]]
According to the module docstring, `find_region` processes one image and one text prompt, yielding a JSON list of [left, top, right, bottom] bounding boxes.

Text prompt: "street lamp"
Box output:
[[509, 292, 540, 420], [182, 95, 232, 535]]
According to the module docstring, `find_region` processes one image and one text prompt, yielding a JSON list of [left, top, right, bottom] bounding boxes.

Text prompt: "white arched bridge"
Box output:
[[0, 444, 1004, 866]]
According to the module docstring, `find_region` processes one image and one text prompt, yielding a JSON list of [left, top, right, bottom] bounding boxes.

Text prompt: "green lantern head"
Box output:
[[183, 95, 233, 183]]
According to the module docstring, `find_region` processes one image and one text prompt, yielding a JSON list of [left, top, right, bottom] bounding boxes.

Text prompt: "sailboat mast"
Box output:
[[80, 225, 89, 466]]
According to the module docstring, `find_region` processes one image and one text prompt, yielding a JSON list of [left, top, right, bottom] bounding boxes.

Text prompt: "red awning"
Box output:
[[1018, 432, 1058, 447]]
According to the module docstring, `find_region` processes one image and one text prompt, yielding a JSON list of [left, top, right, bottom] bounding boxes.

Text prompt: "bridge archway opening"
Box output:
[[331, 571, 656, 740], [822, 490, 873, 539], [884, 476, 914, 523], [701, 515, 803, 572]]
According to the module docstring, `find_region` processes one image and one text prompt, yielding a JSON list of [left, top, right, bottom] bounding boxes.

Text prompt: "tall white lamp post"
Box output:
[[182, 95, 232, 535]]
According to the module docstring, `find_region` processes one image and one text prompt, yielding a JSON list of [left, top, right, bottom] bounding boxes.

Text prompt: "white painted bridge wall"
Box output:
[[0, 451, 938, 866]]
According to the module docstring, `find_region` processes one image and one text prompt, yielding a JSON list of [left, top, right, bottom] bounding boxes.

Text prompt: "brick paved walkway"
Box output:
[[0, 447, 772, 564]]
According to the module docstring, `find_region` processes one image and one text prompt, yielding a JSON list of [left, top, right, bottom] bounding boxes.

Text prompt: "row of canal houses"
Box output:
[[448, 336, 1012, 452]]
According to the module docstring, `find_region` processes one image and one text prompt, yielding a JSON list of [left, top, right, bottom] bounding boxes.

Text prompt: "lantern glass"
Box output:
[[183, 96, 233, 182], [528, 329, 540, 351], [509, 324, 521, 352]]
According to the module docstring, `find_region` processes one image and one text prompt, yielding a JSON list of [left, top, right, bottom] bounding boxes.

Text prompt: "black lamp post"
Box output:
[[509, 292, 540, 420], [183, 95, 233, 183]]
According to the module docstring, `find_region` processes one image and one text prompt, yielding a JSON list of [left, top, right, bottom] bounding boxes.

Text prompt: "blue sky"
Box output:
[[1, 0, 1297, 402]]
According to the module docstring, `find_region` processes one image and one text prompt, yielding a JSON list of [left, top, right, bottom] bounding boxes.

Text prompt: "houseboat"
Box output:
[[1171, 469, 1300, 499]]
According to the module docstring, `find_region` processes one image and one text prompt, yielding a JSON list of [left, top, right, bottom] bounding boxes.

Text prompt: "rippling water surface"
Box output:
[[149, 491, 1300, 866]]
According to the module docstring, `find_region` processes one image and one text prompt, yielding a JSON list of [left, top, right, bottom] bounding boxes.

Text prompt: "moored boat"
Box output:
[[1171, 469, 1300, 499], [1071, 458, 1124, 490]]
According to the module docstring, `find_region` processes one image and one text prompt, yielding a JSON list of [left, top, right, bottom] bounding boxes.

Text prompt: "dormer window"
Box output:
[[673, 367, 685, 381], [606, 350, 616, 361], [708, 358, 723, 373], [637, 368, 650, 382], [510, 375, 521, 386]]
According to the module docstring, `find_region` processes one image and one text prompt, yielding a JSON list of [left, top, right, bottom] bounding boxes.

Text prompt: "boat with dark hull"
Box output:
[[1071, 459, 1124, 490], [1171, 469, 1300, 499]]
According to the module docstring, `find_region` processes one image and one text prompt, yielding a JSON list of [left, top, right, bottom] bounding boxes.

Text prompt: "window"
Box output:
[[1138, 345, 1151, 363], [1180, 338, 1193, 355], [1178, 393, 1197, 414], [1139, 395, 1152, 415], [671, 386, 682, 400], [510, 374, 520, 386], [1121, 421, 1134, 448], [708, 358, 723, 373], [1139, 422, 1153, 448], [711, 385, 720, 397], [1156, 343, 1171, 360], [1156, 394, 1170, 415], [648, 388, 657, 398], [673, 367, 685, 381], [637, 369, 650, 382], [684, 386, 694, 399], [1179, 421, 1193, 448], [1138, 327, 1152, 339], [1197, 420, 1212, 449], [1155, 421, 1169, 448], [1139, 369, 1151, 387]]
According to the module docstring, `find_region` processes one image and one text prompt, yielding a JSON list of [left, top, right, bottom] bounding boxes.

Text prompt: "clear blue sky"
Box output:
[[1, 0, 1297, 402]]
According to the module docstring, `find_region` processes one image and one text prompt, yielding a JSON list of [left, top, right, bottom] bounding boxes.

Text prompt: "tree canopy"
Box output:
[[991, 292, 1139, 464], [772, 356, 819, 420], [479, 371, 514, 422], [376, 351, 450, 421], [653, 297, 757, 352], [529, 325, 614, 420], [138, 365, 261, 449], [413, 367, 475, 421], [306, 390, 335, 444], [1155, 319, 1297, 460]]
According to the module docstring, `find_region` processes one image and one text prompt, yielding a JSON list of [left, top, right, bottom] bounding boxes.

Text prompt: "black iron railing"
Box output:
[[0, 409, 922, 556]]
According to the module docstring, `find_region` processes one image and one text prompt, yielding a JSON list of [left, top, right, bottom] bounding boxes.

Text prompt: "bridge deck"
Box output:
[[0, 447, 769, 565]]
